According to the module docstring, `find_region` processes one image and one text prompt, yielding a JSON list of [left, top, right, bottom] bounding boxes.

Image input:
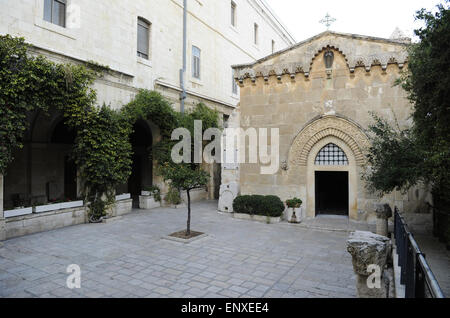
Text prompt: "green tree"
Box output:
[[363, 113, 424, 195], [157, 102, 219, 236], [159, 163, 209, 235], [400, 2, 450, 204], [364, 2, 450, 246]]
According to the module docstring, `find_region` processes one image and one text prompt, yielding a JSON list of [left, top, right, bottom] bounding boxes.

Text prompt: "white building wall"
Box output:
[[0, 0, 295, 111]]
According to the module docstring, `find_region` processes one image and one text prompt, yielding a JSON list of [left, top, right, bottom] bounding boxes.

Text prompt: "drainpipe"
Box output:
[[180, 0, 187, 114]]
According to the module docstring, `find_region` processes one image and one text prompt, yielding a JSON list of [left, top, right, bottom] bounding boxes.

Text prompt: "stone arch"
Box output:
[[288, 115, 370, 168], [308, 45, 350, 72]]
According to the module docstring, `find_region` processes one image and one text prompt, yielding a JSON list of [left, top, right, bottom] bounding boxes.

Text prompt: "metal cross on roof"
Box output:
[[320, 13, 336, 30]]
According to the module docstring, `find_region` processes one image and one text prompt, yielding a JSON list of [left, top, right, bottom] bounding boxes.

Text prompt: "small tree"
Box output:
[[363, 113, 424, 195], [159, 163, 209, 235]]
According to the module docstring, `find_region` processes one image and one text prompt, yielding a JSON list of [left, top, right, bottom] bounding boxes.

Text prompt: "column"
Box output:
[[376, 204, 393, 237], [347, 231, 391, 298]]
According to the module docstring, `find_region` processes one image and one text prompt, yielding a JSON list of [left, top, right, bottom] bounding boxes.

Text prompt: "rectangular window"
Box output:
[[272, 40, 275, 54], [137, 18, 150, 59], [192, 46, 201, 79], [43, 0, 66, 27], [231, 1, 236, 26], [254, 23, 258, 45]]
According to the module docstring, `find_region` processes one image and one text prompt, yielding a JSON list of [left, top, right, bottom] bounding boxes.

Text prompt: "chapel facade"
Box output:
[[230, 31, 430, 222]]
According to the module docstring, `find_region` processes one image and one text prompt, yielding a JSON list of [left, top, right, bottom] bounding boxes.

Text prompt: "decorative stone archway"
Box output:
[[288, 115, 370, 220]]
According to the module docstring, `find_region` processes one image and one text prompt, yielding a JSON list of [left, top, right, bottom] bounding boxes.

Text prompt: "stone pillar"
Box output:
[[375, 204, 392, 237], [347, 231, 390, 298], [0, 173, 6, 243]]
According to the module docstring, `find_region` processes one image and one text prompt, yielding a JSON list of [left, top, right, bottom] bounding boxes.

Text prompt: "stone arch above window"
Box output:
[[288, 115, 371, 167], [315, 143, 349, 166]]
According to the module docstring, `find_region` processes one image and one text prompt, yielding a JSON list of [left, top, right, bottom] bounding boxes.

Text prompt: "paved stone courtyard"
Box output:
[[0, 201, 357, 298]]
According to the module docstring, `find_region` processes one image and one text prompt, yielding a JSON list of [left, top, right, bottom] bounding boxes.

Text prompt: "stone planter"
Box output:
[[4, 207, 33, 218], [60, 200, 84, 210], [115, 193, 131, 201], [233, 213, 281, 224], [34, 203, 62, 213], [284, 207, 303, 223], [139, 196, 161, 210]]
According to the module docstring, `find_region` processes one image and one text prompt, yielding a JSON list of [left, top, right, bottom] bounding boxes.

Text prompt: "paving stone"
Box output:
[[0, 201, 357, 298]]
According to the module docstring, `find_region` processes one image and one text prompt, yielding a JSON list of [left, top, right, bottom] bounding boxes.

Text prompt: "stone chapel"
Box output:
[[224, 31, 430, 222]]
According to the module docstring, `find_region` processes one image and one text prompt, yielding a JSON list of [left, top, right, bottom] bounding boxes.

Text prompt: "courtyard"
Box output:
[[0, 201, 358, 298]]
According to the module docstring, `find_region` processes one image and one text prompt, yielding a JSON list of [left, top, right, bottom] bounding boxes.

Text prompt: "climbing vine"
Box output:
[[0, 34, 131, 221]]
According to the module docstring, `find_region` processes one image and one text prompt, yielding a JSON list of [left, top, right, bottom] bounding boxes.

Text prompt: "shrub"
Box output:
[[144, 185, 161, 202], [233, 195, 285, 217], [165, 186, 182, 205], [286, 198, 303, 208]]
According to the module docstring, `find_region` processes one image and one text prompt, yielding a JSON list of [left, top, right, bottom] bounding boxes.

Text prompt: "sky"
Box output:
[[265, 0, 442, 42]]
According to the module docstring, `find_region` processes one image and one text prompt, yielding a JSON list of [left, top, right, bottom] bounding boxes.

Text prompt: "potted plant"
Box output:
[[139, 185, 162, 210], [141, 185, 161, 202], [286, 198, 303, 224]]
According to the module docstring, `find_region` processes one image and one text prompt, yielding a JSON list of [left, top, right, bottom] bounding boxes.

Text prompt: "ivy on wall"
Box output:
[[0, 35, 131, 221]]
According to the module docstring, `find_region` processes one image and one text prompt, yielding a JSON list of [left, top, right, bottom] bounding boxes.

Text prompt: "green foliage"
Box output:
[[74, 105, 133, 220], [363, 113, 424, 195], [0, 35, 97, 173], [286, 197, 303, 208], [396, 2, 450, 202], [164, 186, 182, 205], [233, 195, 285, 218], [160, 163, 209, 192], [123, 89, 180, 165], [0, 34, 131, 221], [143, 185, 162, 202]]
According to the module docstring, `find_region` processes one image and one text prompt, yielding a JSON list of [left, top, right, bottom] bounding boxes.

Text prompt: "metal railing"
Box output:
[[394, 207, 445, 298]]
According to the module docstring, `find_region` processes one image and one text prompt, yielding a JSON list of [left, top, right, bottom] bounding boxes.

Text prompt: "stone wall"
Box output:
[[5, 206, 87, 239], [0, 0, 294, 111]]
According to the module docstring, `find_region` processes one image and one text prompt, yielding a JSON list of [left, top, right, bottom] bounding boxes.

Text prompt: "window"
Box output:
[[137, 18, 150, 59], [315, 143, 349, 166], [223, 114, 230, 128], [192, 46, 201, 79], [272, 40, 275, 54], [231, 1, 236, 26], [232, 72, 238, 95], [44, 0, 66, 27], [254, 23, 258, 45]]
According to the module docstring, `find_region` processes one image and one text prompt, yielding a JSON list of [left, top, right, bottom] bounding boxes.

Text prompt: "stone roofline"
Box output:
[[232, 31, 410, 81]]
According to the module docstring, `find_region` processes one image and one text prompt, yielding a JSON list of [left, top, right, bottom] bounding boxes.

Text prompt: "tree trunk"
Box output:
[[186, 189, 191, 236]]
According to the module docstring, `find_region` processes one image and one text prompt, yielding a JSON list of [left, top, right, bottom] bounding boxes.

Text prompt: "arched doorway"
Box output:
[[287, 115, 370, 221], [128, 120, 153, 207], [50, 120, 77, 201], [4, 112, 77, 209], [306, 136, 357, 219], [314, 143, 349, 216]]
